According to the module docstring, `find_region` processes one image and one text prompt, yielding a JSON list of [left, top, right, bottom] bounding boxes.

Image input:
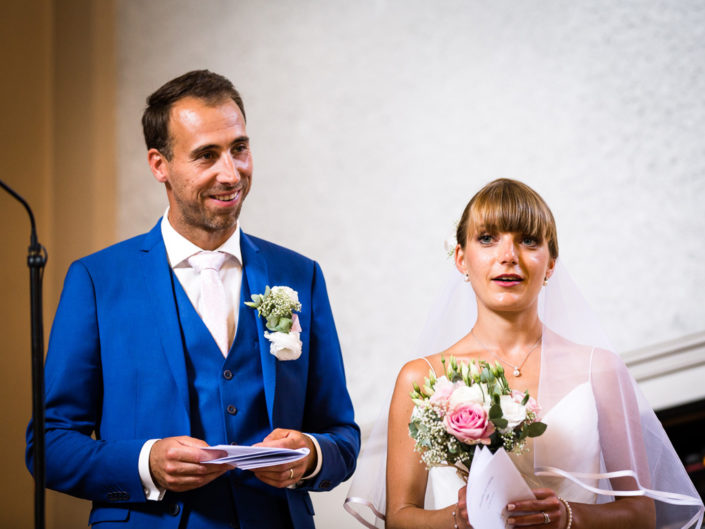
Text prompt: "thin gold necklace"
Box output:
[[470, 330, 542, 377]]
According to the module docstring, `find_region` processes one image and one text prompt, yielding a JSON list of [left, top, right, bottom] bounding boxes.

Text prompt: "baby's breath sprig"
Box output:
[[245, 285, 301, 333]]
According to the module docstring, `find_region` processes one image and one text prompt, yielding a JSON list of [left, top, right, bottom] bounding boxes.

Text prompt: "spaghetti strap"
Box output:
[[421, 357, 436, 377]]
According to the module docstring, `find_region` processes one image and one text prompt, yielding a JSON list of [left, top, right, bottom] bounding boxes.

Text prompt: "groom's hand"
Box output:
[[149, 436, 233, 492], [252, 428, 317, 488]]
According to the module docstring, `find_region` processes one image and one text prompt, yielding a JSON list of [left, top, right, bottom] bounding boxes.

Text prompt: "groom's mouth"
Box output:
[[209, 189, 242, 205]]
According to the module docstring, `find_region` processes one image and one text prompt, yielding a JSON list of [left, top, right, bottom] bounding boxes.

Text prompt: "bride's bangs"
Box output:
[[459, 179, 559, 258]]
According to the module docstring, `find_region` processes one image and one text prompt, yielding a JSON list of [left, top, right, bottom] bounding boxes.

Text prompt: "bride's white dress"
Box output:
[[425, 382, 601, 509]]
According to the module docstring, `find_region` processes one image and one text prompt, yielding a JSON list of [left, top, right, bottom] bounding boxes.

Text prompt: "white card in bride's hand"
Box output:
[[466, 446, 535, 529]]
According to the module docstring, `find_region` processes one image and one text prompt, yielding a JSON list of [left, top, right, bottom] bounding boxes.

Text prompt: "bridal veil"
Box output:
[[344, 261, 704, 529]]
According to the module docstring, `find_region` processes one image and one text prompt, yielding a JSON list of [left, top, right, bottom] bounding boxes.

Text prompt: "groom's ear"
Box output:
[[148, 148, 170, 184]]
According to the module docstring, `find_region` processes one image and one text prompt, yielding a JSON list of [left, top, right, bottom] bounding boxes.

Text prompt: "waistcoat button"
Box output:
[[223, 369, 233, 380], [226, 404, 238, 415]]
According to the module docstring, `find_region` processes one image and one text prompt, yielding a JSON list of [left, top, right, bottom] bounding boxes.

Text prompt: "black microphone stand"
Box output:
[[1, 179, 47, 529]]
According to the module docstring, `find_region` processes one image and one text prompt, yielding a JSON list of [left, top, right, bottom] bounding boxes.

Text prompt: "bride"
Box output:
[[345, 179, 703, 529]]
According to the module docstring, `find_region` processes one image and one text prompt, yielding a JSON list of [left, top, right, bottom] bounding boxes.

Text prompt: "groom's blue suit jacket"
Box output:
[[26, 221, 360, 529]]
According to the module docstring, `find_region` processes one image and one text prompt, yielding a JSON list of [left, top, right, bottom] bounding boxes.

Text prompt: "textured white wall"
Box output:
[[116, 1, 705, 525]]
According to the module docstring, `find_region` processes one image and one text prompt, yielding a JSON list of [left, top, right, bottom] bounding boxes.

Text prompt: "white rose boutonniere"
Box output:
[[245, 286, 303, 361]]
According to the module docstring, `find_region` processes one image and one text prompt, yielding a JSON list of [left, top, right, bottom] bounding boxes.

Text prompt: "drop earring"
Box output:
[[543, 277, 548, 286], [464, 273, 470, 283]]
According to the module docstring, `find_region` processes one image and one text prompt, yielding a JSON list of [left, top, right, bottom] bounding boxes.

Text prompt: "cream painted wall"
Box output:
[[116, 1, 704, 527], [117, 0, 705, 416], [1, 1, 116, 527]]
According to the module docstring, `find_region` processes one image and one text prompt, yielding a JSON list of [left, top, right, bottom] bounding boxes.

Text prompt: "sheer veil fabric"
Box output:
[[344, 261, 704, 529]]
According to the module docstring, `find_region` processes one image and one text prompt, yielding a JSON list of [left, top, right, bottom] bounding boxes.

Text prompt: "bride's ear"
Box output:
[[454, 245, 467, 276], [545, 257, 556, 280]]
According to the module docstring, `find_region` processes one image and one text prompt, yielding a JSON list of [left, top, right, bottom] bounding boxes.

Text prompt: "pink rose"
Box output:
[[443, 402, 495, 444], [511, 389, 541, 415], [429, 377, 457, 410]]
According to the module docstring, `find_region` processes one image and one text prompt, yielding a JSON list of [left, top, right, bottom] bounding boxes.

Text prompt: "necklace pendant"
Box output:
[[513, 368, 521, 377]]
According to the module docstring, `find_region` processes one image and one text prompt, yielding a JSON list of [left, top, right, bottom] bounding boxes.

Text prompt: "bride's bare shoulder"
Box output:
[[395, 351, 450, 388]]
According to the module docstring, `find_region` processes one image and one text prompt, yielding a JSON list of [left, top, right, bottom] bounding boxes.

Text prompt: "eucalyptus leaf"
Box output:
[[266, 315, 280, 332], [273, 317, 292, 333]]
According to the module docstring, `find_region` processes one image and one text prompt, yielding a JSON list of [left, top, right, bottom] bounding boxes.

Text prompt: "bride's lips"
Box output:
[[491, 274, 523, 286]]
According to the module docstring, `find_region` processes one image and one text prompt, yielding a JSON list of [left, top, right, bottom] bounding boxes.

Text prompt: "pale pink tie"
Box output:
[[188, 251, 229, 356]]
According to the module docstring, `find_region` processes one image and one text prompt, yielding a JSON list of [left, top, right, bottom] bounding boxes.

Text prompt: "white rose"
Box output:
[[271, 286, 299, 304], [264, 330, 302, 361], [448, 384, 487, 409], [499, 394, 527, 431]]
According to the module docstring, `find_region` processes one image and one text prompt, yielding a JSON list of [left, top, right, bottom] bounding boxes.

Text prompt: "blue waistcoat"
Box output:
[[171, 270, 294, 529]]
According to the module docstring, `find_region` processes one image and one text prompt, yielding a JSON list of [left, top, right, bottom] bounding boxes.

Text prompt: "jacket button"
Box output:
[[226, 405, 238, 415], [320, 480, 331, 489], [168, 503, 181, 516], [223, 369, 233, 380]]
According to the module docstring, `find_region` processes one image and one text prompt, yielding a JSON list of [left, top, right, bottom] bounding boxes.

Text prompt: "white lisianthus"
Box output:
[[264, 330, 302, 361], [448, 384, 488, 410], [499, 394, 527, 432]]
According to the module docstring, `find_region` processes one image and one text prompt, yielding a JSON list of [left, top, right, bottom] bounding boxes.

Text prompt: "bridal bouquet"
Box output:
[[409, 356, 546, 475]]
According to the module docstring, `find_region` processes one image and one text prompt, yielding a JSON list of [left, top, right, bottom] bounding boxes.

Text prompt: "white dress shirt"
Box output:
[[139, 211, 321, 500]]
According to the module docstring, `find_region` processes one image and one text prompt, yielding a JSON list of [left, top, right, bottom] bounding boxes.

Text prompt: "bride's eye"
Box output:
[[521, 235, 539, 247], [478, 234, 494, 244]]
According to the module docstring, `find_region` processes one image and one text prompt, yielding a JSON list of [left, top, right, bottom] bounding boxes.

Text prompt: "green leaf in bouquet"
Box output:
[[409, 421, 419, 438], [525, 421, 547, 437], [521, 390, 530, 406], [481, 366, 494, 384], [492, 417, 508, 429]]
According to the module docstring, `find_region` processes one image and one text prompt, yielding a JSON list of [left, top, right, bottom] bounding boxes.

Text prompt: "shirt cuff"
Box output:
[[139, 439, 166, 501], [301, 433, 323, 479]]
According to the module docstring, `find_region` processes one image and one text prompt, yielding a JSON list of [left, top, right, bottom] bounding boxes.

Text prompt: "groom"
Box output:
[[26, 70, 360, 529]]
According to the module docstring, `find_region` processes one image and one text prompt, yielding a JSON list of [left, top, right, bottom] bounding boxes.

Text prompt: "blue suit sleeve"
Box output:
[[298, 262, 360, 491], [26, 261, 146, 503]]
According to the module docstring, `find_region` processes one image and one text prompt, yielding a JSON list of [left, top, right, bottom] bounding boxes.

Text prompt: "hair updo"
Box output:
[[456, 178, 558, 259]]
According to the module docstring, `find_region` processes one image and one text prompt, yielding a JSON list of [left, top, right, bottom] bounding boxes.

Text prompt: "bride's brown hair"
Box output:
[[456, 178, 559, 259]]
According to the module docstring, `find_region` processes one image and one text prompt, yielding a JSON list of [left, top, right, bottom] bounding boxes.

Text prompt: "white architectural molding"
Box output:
[[622, 331, 705, 411]]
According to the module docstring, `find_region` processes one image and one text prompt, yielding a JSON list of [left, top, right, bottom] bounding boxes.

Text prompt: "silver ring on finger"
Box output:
[[289, 468, 294, 480], [542, 511, 550, 524]]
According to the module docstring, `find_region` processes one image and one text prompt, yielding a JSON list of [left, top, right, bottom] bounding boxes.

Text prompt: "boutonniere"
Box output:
[[245, 286, 303, 361]]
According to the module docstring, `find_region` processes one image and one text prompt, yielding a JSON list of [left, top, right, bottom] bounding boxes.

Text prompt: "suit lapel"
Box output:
[[240, 231, 276, 426], [139, 221, 191, 415]]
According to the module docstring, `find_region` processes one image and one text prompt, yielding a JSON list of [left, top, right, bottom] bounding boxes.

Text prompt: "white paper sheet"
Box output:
[[466, 447, 535, 529], [200, 445, 309, 470]]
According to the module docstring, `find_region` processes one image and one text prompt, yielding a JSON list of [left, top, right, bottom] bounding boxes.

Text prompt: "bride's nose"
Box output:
[[498, 235, 518, 264]]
